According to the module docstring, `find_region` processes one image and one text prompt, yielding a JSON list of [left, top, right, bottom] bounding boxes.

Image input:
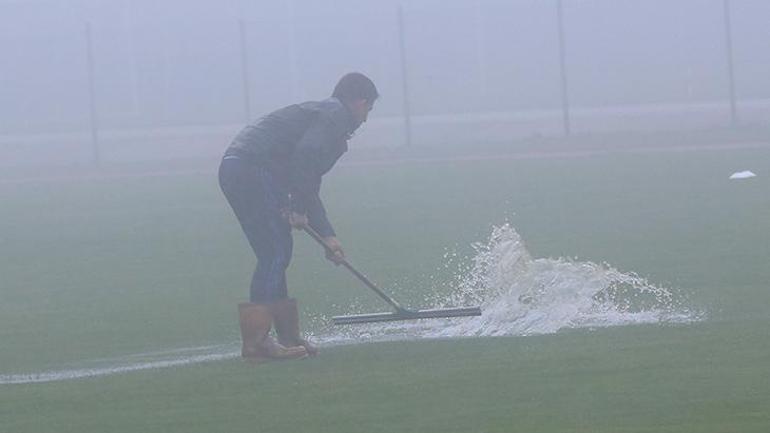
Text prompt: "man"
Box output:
[[219, 72, 378, 362]]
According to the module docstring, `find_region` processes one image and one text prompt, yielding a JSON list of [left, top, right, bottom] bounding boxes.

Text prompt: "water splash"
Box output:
[[317, 224, 701, 345]]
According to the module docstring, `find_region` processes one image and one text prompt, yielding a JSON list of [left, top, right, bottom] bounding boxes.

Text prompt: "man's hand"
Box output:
[[287, 212, 308, 229], [323, 236, 345, 265]]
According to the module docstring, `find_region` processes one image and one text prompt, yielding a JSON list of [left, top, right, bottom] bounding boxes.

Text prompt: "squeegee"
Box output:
[[303, 225, 482, 325]]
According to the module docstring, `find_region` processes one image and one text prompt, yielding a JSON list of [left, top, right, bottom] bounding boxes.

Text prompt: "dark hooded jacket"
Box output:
[[224, 97, 360, 237]]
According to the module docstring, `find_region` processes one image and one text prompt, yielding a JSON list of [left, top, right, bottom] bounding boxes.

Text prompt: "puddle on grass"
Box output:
[[316, 224, 701, 345]]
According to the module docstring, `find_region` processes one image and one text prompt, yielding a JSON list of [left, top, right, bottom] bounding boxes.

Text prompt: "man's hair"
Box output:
[[332, 72, 379, 104]]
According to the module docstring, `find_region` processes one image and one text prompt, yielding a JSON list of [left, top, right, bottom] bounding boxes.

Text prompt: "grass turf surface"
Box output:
[[3, 323, 769, 433], [1, 144, 769, 432]]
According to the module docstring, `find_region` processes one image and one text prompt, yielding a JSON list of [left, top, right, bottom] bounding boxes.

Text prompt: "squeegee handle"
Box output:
[[302, 225, 407, 312]]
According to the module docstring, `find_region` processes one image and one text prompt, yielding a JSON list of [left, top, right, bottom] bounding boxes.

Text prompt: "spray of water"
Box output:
[[317, 223, 701, 345]]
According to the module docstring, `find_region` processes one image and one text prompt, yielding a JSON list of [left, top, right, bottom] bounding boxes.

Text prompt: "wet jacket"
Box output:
[[224, 97, 360, 238]]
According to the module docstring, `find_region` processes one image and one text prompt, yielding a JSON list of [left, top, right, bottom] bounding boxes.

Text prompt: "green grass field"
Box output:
[[1, 143, 769, 432]]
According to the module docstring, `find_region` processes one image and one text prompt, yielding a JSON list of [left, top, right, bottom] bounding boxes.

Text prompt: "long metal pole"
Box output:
[[723, 0, 737, 126], [398, 5, 413, 148], [287, 0, 301, 101], [122, 0, 139, 115], [85, 22, 100, 166], [556, 0, 571, 136], [238, 19, 252, 121], [475, 0, 488, 99]]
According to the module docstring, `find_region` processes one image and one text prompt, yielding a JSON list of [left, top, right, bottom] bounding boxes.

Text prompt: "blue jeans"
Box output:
[[218, 157, 293, 303]]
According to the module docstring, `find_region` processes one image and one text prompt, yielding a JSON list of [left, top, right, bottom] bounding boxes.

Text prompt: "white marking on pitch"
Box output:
[[0, 348, 239, 385]]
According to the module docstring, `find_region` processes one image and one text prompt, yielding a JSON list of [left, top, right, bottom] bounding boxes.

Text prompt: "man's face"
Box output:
[[350, 98, 375, 125]]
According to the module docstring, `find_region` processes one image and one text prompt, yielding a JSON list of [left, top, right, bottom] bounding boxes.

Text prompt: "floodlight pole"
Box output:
[[398, 5, 413, 148], [238, 19, 252, 121], [722, 0, 737, 126], [475, 0, 488, 99], [287, 0, 301, 101], [85, 21, 100, 166], [121, 0, 139, 115], [556, 0, 571, 137]]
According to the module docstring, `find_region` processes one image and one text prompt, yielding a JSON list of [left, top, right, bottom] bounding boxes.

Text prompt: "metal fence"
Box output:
[[1, 0, 768, 167]]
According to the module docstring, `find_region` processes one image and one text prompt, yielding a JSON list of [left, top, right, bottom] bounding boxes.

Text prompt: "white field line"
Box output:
[[0, 349, 239, 385], [2, 140, 768, 186], [0, 338, 360, 385]]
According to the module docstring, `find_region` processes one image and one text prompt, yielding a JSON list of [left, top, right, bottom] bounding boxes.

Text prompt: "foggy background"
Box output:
[[1, 0, 769, 167]]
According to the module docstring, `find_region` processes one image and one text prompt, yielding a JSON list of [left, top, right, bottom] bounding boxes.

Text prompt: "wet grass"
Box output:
[[1, 145, 769, 432], [3, 321, 769, 433]]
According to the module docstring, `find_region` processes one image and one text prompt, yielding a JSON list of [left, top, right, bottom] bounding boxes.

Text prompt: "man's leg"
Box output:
[[249, 166, 293, 303], [219, 158, 306, 362], [251, 169, 319, 355], [219, 158, 288, 301]]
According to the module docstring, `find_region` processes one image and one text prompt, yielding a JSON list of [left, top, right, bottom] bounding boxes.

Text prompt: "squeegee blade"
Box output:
[[332, 306, 481, 325]]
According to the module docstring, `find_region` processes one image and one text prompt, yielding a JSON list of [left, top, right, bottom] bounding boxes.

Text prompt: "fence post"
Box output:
[[398, 5, 413, 147], [238, 19, 252, 121], [556, 0, 571, 137], [85, 21, 100, 166], [723, 0, 737, 126], [475, 0, 488, 99], [287, 0, 301, 101]]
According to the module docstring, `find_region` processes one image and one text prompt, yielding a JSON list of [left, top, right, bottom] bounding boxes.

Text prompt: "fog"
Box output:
[[1, 0, 769, 167]]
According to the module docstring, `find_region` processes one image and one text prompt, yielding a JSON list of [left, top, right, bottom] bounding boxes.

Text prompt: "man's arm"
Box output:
[[288, 116, 338, 238], [305, 192, 335, 237]]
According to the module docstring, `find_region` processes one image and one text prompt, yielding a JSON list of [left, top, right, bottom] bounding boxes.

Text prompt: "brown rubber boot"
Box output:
[[271, 298, 319, 356], [238, 303, 307, 362]]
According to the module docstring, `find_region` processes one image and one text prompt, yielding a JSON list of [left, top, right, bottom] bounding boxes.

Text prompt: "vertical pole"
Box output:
[[238, 19, 252, 121], [474, 0, 488, 100], [122, 0, 139, 115], [556, 0, 571, 136], [287, 0, 301, 101], [85, 22, 100, 166], [398, 5, 413, 148], [723, 0, 737, 126], [159, 30, 170, 124]]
